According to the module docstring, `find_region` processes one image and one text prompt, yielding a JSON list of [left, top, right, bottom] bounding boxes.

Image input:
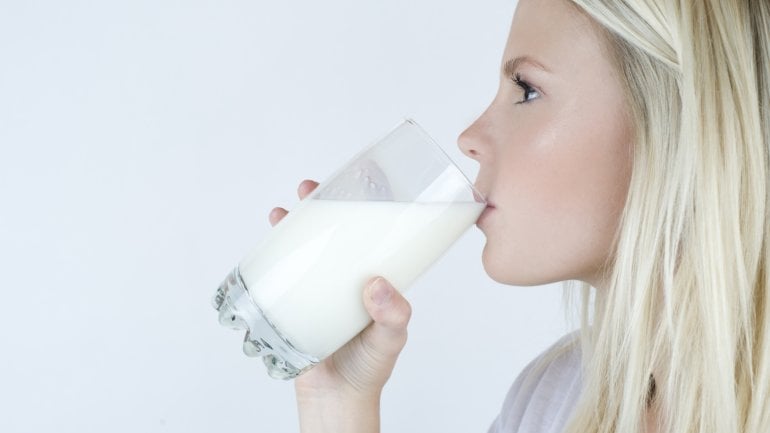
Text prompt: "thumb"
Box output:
[[361, 277, 412, 357]]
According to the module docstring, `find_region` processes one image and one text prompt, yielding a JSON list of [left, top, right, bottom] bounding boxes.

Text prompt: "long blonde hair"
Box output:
[[559, 1, 770, 432]]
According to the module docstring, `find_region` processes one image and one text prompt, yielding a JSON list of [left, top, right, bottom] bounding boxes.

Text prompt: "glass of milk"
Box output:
[[212, 118, 486, 379]]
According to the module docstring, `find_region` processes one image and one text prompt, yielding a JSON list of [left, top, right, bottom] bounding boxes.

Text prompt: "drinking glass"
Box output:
[[212, 119, 486, 379]]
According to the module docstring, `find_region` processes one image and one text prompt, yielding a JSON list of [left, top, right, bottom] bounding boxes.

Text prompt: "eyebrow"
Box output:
[[502, 56, 552, 77]]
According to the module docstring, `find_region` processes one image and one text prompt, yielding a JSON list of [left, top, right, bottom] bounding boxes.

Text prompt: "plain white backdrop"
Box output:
[[0, 0, 577, 431]]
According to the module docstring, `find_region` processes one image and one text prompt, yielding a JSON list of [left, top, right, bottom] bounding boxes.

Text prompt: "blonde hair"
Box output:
[[558, 1, 770, 432]]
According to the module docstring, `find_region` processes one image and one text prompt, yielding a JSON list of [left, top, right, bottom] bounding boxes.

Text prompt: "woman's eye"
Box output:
[[512, 73, 540, 104]]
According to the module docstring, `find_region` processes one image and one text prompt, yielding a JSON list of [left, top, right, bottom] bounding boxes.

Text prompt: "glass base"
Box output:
[[212, 267, 319, 379]]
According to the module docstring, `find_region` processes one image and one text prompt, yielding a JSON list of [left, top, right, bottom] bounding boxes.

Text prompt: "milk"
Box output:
[[238, 199, 484, 359]]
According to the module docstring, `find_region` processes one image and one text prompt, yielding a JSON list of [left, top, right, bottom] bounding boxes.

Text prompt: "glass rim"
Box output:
[[308, 117, 488, 205], [392, 117, 487, 205]]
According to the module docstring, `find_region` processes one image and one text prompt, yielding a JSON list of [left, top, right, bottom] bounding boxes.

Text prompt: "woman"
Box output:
[[268, 0, 770, 431]]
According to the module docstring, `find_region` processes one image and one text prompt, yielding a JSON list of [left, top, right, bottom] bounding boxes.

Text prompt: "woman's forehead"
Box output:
[[504, 0, 605, 74]]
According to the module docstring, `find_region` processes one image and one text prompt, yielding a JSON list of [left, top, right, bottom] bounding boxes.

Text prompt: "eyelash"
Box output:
[[511, 73, 540, 104]]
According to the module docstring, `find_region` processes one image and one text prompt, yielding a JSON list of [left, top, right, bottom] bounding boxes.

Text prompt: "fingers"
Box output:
[[268, 180, 319, 227], [268, 207, 288, 226], [297, 179, 319, 200], [361, 277, 412, 357]]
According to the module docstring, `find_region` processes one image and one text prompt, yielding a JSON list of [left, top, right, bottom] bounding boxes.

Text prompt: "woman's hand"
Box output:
[[269, 179, 413, 433]]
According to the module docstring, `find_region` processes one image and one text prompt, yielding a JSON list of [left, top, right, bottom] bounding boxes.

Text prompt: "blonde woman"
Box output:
[[268, 0, 770, 431]]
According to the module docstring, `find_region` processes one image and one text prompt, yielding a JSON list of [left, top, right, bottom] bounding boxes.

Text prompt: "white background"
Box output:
[[0, 1, 577, 432]]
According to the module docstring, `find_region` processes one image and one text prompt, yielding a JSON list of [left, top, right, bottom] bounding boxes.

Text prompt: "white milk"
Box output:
[[238, 199, 484, 359]]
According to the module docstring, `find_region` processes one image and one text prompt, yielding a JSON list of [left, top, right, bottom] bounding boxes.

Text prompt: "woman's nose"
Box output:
[[457, 118, 486, 161]]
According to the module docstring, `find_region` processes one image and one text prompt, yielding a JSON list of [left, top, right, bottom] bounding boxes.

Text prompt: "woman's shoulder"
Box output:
[[488, 329, 583, 433]]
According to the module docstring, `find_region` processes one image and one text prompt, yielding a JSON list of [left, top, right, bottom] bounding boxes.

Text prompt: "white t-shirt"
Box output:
[[487, 330, 583, 433]]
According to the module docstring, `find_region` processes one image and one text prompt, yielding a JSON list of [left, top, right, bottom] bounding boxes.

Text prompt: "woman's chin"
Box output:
[[481, 245, 517, 284], [481, 245, 552, 287]]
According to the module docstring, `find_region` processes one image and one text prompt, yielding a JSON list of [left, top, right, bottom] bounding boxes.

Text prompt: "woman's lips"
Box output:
[[476, 202, 495, 225]]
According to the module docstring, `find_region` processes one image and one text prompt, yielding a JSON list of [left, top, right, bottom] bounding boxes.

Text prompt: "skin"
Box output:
[[269, 0, 637, 431], [459, 0, 633, 290]]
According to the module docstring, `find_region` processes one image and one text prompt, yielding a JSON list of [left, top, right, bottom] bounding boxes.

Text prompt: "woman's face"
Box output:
[[459, 0, 633, 288]]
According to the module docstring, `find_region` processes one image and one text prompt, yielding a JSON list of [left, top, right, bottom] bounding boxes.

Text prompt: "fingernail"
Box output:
[[370, 278, 392, 306]]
